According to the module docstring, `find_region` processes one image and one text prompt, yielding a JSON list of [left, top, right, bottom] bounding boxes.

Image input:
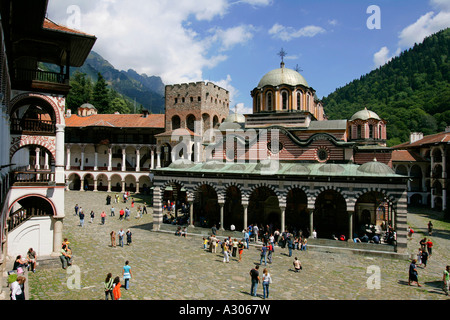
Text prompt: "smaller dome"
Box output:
[[318, 163, 345, 174], [357, 158, 394, 175], [202, 161, 225, 170], [287, 164, 310, 174], [168, 159, 195, 169], [219, 112, 245, 131], [350, 107, 380, 121], [80, 103, 96, 110]]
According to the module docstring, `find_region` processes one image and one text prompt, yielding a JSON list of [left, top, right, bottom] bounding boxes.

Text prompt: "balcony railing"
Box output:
[[11, 118, 56, 134], [8, 206, 52, 232], [14, 68, 66, 84], [13, 170, 55, 185]]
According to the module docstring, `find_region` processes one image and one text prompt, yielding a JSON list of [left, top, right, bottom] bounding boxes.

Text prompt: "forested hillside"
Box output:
[[322, 28, 450, 146]]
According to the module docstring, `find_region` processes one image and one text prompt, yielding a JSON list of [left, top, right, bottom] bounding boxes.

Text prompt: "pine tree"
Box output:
[[92, 72, 110, 113]]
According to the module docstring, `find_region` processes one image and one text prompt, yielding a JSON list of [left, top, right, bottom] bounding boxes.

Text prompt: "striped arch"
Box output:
[[9, 92, 64, 125], [8, 193, 57, 218], [354, 187, 396, 204], [313, 185, 347, 199], [10, 135, 56, 161]]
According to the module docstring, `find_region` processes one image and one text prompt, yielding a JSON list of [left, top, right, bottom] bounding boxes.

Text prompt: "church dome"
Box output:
[[357, 159, 394, 175], [257, 64, 309, 88], [218, 112, 245, 131], [350, 107, 380, 121]]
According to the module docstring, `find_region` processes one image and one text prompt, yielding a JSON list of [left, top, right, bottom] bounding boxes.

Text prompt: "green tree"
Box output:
[[92, 72, 110, 113], [66, 71, 93, 112]]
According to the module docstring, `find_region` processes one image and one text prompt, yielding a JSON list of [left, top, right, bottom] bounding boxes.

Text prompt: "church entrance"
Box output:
[[286, 188, 309, 237], [248, 186, 280, 230], [314, 189, 347, 239]]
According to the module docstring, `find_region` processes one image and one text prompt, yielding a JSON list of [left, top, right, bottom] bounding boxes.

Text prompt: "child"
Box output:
[[203, 237, 207, 249]]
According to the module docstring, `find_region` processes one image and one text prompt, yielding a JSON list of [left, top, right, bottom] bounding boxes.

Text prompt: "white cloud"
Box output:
[[208, 25, 256, 51], [373, 46, 401, 68], [45, 0, 267, 86], [268, 23, 326, 41], [373, 0, 450, 69], [398, 10, 450, 48]]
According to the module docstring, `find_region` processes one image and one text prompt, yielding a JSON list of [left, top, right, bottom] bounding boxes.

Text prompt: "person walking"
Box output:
[[259, 244, 267, 266], [89, 210, 95, 223], [426, 238, 433, 256], [408, 259, 421, 287], [443, 265, 450, 296], [104, 273, 114, 300], [262, 268, 272, 299], [287, 237, 294, 257], [118, 229, 125, 247], [427, 221, 433, 235], [126, 229, 132, 246], [101, 211, 106, 225], [249, 265, 260, 297], [74, 204, 79, 216], [79, 209, 85, 227], [267, 242, 273, 264], [110, 230, 116, 248], [223, 241, 230, 263], [238, 240, 244, 263], [110, 206, 115, 217], [112, 276, 121, 300], [421, 249, 429, 268], [122, 261, 132, 290], [244, 229, 250, 249]]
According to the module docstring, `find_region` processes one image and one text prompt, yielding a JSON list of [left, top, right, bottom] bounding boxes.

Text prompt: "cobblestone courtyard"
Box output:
[[27, 191, 449, 301]]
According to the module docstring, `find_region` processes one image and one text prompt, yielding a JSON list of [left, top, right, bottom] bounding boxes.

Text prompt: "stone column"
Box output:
[[66, 147, 71, 170], [93, 179, 98, 192], [94, 149, 98, 171], [156, 151, 161, 168], [80, 146, 85, 171], [189, 199, 194, 228], [219, 202, 225, 231], [108, 147, 112, 171], [44, 152, 49, 170], [35, 147, 40, 169], [135, 181, 140, 194], [121, 148, 126, 172], [394, 191, 408, 254], [52, 218, 64, 256], [242, 202, 248, 231], [136, 148, 140, 172], [122, 180, 126, 192], [280, 206, 286, 233], [150, 149, 155, 169], [107, 179, 112, 192], [348, 210, 354, 241]]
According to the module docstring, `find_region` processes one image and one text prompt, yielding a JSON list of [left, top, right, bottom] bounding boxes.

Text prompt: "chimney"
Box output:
[[410, 132, 423, 144], [142, 109, 149, 118], [446, 126, 450, 133], [66, 109, 72, 118]]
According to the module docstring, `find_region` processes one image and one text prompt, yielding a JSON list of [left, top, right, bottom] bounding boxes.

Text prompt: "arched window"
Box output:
[[297, 91, 302, 110], [282, 91, 288, 110], [357, 125, 362, 139], [266, 92, 273, 111], [369, 124, 374, 139], [172, 115, 181, 130], [379, 125, 383, 140]]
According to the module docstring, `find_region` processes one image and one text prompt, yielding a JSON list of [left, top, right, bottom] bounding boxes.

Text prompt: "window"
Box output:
[[267, 92, 273, 111], [357, 125, 362, 139], [369, 124, 374, 139], [297, 92, 302, 110], [282, 91, 288, 110]]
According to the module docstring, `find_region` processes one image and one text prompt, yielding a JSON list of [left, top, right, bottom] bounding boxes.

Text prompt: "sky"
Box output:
[[47, 0, 450, 115]]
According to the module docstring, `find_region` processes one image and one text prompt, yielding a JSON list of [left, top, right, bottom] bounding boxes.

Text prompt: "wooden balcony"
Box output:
[[12, 170, 56, 186], [12, 68, 71, 94], [10, 118, 56, 135]]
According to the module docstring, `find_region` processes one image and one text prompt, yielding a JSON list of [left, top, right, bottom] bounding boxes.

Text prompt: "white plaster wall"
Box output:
[[7, 216, 54, 258]]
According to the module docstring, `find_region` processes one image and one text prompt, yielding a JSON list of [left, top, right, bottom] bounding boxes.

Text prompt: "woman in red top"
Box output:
[[426, 239, 433, 256]]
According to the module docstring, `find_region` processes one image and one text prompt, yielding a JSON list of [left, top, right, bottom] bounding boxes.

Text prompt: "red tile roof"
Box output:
[[43, 18, 95, 37], [391, 150, 427, 162], [393, 131, 450, 149], [65, 113, 165, 128]]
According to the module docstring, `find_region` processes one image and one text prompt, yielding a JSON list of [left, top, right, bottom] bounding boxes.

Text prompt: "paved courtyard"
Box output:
[[27, 191, 449, 301]]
